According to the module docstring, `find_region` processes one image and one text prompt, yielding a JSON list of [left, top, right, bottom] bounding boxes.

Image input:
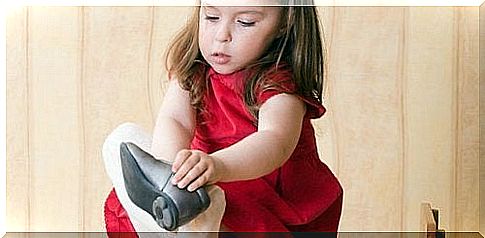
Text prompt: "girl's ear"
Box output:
[[276, 9, 291, 38], [276, 23, 288, 38]]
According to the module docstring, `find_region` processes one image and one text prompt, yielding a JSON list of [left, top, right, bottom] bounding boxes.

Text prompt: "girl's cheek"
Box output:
[[199, 25, 212, 39], [199, 20, 210, 32]]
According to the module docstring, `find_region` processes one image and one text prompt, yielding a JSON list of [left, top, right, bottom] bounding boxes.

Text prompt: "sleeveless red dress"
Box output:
[[104, 65, 343, 234]]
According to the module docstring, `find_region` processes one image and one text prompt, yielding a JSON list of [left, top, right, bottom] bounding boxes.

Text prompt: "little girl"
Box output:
[[104, 0, 343, 234]]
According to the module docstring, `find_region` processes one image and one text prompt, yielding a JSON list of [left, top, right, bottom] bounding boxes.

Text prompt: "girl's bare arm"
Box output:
[[171, 93, 306, 191], [211, 93, 306, 182], [151, 79, 196, 162]]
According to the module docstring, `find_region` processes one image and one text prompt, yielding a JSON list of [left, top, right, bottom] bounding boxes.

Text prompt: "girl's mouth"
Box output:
[[210, 52, 231, 65]]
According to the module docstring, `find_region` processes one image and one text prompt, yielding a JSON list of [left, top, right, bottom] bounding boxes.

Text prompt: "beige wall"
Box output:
[[6, 6, 480, 232], [480, 2, 485, 236]]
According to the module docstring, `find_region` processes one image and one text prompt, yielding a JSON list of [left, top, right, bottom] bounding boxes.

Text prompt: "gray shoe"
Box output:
[[119, 142, 211, 231]]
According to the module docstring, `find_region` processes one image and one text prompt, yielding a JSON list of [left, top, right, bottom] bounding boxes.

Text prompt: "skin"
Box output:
[[151, 0, 306, 192], [198, 2, 283, 74]]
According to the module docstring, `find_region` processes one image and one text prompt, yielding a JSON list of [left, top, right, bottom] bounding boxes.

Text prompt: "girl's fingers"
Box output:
[[172, 152, 201, 184], [172, 149, 192, 172], [187, 168, 210, 192], [176, 162, 207, 189]]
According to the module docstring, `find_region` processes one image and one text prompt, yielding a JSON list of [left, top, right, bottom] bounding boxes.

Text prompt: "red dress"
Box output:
[[104, 65, 343, 234]]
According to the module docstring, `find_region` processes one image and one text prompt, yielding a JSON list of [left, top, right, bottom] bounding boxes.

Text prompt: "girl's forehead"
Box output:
[[201, 0, 280, 6]]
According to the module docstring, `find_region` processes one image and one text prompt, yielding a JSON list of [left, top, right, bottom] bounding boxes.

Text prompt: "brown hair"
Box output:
[[164, 1, 326, 120]]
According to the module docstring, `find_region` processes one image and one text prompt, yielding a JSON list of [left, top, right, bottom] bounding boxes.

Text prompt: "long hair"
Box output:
[[165, 1, 326, 120]]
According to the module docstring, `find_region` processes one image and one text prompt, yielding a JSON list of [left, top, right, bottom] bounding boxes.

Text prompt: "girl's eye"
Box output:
[[237, 20, 256, 27], [204, 15, 219, 22]]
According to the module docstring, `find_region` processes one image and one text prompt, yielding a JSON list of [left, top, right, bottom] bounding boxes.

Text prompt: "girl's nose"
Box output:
[[215, 23, 232, 43]]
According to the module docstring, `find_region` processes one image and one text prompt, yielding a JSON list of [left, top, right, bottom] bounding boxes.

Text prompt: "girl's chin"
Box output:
[[210, 65, 240, 75]]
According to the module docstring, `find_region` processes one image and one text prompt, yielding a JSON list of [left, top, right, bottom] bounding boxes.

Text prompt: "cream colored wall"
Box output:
[[480, 2, 485, 236], [6, 6, 480, 232], [320, 7, 479, 231]]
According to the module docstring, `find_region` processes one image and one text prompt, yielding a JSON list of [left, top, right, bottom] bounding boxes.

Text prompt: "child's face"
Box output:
[[198, 0, 283, 74]]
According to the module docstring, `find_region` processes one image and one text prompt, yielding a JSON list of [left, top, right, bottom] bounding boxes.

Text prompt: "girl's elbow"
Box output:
[[276, 142, 297, 167], [280, 132, 300, 159]]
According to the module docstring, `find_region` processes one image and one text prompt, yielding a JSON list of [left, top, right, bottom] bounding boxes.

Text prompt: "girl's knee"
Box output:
[[102, 122, 146, 157], [105, 122, 148, 143]]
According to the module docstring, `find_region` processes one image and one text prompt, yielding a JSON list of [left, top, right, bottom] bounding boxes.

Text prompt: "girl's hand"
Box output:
[[171, 149, 224, 192]]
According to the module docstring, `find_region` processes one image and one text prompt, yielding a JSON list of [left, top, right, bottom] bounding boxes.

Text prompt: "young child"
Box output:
[[104, 0, 343, 234]]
